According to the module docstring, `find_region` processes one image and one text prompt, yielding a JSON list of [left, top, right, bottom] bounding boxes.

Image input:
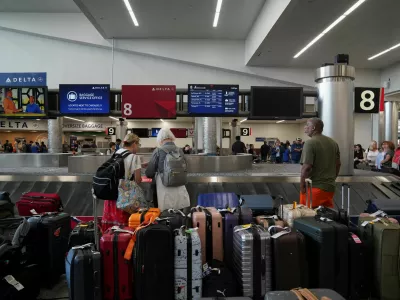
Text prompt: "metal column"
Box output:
[[384, 101, 398, 144], [48, 117, 63, 153], [230, 118, 240, 147], [116, 120, 127, 141], [203, 117, 217, 155], [315, 65, 355, 175], [194, 117, 204, 154]]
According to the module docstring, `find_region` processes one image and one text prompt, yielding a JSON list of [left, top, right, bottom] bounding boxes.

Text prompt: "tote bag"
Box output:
[[156, 173, 190, 211]]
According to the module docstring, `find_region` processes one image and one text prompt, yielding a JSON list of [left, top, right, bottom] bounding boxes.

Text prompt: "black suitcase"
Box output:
[[269, 226, 308, 290], [202, 259, 238, 298], [133, 224, 174, 300], [157, 209, 188, 231], [65, 243, 102, 300], [26, 212, 71, 287], [0, 191, 14, 219], [293, 217, 348, 297], [315, 183, 349, 225], [68, 221, 97, 249]]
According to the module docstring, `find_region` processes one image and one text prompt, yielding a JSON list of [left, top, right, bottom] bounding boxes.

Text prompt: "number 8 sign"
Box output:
[[354, 87, 383, 114]]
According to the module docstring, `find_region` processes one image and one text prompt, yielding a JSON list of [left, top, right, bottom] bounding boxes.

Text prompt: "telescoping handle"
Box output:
[[92, 189, 100, 251], [305, 179, 313, 208], [341, 183, 350, 215]]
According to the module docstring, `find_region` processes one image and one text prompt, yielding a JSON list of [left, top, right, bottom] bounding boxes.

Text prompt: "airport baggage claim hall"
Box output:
[[1, 0, 400, 299]]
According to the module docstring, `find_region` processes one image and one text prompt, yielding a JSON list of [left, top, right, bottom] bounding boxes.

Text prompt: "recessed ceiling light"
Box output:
[[213, 0, 223, 27], [240, 118, 247, 123], [368, 42, 400, 60], [276, 120, 285, 123], [160, 119, 165, 123], [123, 0, 139, 26], [293, 0, 367, 58]]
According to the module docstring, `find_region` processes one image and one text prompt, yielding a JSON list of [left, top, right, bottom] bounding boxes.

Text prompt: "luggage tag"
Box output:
[[167, 209, 186, 217], [30, 209, 38, 215], [234, 224, 252, 232], [350, 233, 362, 244], [71, 243, 94, 250], [202, 263, 213, 278], [369, 210, 385, 217], [361, 217, 381, 227], [319, 217, 333, 222], [259, 215, 279, 220], [271, 227, 291, 239], [4, 275, 24, 291]]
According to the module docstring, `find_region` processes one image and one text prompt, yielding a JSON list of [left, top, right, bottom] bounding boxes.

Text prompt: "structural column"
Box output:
[[315, 64, 355, 175], [194, 117, 204, 153], [47, 117, 63, 153], [384, 101, 398, 144], [203, 117, 217, 155], [116, 120, 127, 141], [230, 118, 240, 148]]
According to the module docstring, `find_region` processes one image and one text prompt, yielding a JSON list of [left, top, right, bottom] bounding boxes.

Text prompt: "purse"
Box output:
[[116, 155, 148, 214]]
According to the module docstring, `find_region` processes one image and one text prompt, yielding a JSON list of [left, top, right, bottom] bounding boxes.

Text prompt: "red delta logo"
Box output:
[[54, 227, 61, 237], [151, 87, 174, 92]]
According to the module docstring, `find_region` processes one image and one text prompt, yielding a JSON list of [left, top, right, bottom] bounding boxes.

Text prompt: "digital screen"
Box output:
[[59, 84, 110, 115], [170, 128, 187, 138], [130, 128, 149, 138], [0, 87, 47, 117], [122, 85, 176, 119], [151, 128, 161, 137], [188, 84, 239, 115], [250, 87, 303, 120]]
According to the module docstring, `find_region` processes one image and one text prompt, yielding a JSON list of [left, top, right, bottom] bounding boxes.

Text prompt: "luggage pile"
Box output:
[[2, 183, 400, 300]]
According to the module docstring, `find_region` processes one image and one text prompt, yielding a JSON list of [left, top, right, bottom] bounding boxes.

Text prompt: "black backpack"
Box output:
[[92, 150, 131, 200]]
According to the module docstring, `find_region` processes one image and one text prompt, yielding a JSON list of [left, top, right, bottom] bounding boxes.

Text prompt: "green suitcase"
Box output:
[[358, 216, 400, 300]]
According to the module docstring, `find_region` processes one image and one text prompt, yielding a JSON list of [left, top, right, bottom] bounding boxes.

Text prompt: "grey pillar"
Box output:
[[315, 64, 355, 175], [194, 117, 204, 153], [116, 120, 127, 141], [203, 117, 217, 155], [48, 117, 63, 153], [230, 119, 240, 147], [384, 101, 398, 144]]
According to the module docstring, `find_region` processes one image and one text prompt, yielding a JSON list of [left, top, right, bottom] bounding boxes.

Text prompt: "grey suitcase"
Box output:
[[265, 288, 345, 299], [232, 224, 272, 299], [174, 227, 202, 300], [65, 243, 102, 300]]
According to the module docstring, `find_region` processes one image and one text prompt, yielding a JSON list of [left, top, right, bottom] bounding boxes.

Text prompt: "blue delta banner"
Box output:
[[0, 73, 47, 87], [59, 84, 110, 114]]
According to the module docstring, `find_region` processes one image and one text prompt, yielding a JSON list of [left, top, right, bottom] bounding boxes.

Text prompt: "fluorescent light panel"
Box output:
[[276, 120, 285, 123], [160, 119, 165, 122], [240, 118, 247, 123], [64, 116, 85, 123], [109, 116, 119, 121], [368, 42, 400, 60], [293, 0, 366, 58], [123, 0, 139, 26], [213, 0, 223, 27]]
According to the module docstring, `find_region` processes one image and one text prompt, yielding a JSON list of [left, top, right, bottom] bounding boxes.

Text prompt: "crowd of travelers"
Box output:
[[0, 139, 48, 153]]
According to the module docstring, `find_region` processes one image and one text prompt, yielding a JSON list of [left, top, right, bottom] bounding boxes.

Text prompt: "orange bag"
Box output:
[[128, 208, 160, 230]]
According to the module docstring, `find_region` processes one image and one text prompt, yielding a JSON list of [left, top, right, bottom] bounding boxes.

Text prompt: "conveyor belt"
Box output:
[[0, 175, 396, 216]]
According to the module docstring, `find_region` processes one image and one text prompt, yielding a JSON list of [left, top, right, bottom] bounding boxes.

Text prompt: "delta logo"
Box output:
[[151, 87, 174, 92], [54, 227, 61, 237]]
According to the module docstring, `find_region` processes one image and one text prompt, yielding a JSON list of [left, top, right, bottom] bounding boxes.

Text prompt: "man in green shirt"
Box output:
[[300, 118, 341, 208]]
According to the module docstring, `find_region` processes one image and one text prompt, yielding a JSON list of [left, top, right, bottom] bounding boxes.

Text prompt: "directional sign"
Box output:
[[188, 128, 194, 137], [106, 127, 116, 135], [354, 87, 384, 114], [240, 128, 251, 136]]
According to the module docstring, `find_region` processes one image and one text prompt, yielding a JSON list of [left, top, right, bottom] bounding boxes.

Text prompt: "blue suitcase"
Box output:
[[197, 193, 239, 208], [239, 195, 276, 216]]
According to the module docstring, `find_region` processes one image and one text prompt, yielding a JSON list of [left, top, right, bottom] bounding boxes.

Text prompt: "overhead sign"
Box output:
[[0, 87, 47, 118], [240, 128, 251, 136], [122, 85, 176, 119], [188, 128, 194, 137], [59, 84, 110, 114], [106, 127, 116, 135], [151, 128, 161, 137], [255, 137, 266, 142], [0, 72, 47, 87], [62, 122, 108, 132], [354, 87, 384, 114], [0, 119, 47, 131], [170, 128, 187, 138]]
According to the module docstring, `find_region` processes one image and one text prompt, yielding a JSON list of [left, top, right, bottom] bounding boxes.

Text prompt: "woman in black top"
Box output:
[[354, 144, 365, 168]]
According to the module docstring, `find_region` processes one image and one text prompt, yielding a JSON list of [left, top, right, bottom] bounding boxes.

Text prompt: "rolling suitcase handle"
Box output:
[[305, 179, 313, 208], [341, 183, 351, 225], [92, 189, 100, 250]]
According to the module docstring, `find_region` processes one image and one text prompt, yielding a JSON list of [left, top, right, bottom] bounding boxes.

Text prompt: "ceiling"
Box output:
[[0, 0, 81, 13], [74, 0, 265, 39], [248, 0, 400, 69]]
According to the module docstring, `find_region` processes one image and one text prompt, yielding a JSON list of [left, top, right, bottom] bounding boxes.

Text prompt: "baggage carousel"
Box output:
[[0, 173, 398, 216]]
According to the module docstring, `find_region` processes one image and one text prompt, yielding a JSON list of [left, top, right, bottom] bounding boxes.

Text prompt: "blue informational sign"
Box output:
[[0, 72, 47, 87], [151, 128, 161, 137], [255, 137, 266, 142], [188, 84, 239, 115], [59, 84, 110, 114]]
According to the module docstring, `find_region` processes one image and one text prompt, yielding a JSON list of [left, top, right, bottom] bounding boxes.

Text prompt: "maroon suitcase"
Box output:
[[17, 192, 63, 216], [100, 226, 134, 300]]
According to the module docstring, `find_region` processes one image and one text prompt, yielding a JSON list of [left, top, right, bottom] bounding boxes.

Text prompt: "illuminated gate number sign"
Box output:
[[240, 128, 251, 136], [354, 87, 383, 114], [106, 127, 116, 135]]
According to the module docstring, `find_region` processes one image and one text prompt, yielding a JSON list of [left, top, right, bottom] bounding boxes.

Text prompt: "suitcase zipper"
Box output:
[[113, 233, 119, 300], [187, 231, 192, 300]]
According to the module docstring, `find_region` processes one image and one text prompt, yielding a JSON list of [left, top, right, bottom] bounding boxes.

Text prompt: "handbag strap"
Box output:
[[125, 154, 135, 179]]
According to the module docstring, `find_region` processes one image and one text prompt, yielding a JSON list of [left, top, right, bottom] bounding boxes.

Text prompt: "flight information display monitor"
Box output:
[[188, 84, 239, 115]]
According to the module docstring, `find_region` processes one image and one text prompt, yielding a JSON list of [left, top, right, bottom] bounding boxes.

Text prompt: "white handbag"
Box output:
[[156, 173, 190, 211]]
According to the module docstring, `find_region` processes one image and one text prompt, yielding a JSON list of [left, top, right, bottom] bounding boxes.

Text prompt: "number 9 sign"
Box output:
[[106, 127, 116, 135], [355, 87, 382, 114], [240, 128, 251, 136]]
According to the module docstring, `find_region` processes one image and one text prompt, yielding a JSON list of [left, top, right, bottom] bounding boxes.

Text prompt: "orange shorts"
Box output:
[[300, 187, 334, 208]]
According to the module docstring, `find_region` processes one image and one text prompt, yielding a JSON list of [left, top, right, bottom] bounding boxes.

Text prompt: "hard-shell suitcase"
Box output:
[[268, 226, 308, 290], [315, 184, 350, 225], [282, 180, 316, 227], [202, 259, 238, 298], [197, 193, 239, 208], [264, 288, 345, 300], [256, 215, 288, 229], [68, 221, 98, 249], [365, 198, 400, 220], [26, 212, 71, 287], [128, 208, 160, 230], [232, 224, 272, 299], [358, 216, 400, 300], [191, 207, 223, 264], [239, 194, 276, 216], [219, 207, 252, 267], [293, 216, 349, 296], [65, 243, 102, 300], [100, 226, 134, 300], [16, 192, 63, 216], [133, 224, 174, 300], [158, 209, 188, 231], [174, 226, 202, 300]]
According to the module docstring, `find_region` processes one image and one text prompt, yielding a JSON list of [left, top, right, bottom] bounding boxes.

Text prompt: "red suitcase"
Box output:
[[17, 192, 63, 216], [100, 226, 134, 300]]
